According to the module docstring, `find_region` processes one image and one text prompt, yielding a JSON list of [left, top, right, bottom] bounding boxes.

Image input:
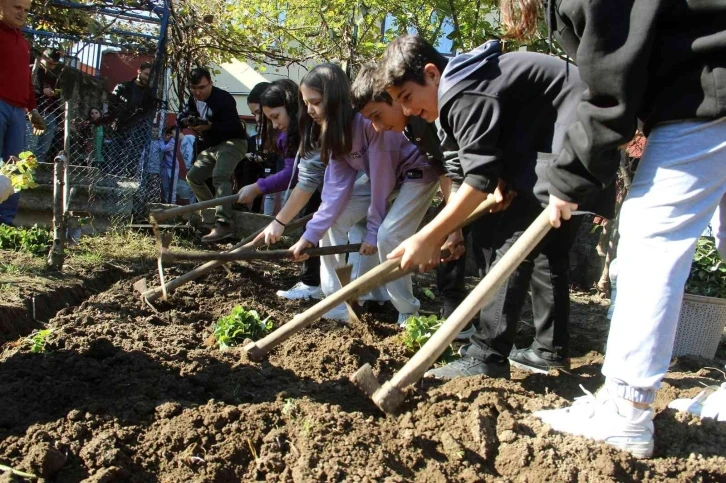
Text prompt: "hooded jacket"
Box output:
[[543, 0, 726, 205], [437, 40, 613, 214]]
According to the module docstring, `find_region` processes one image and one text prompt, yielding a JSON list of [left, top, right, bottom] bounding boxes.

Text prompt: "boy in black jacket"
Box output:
[[179, 67, 248, 242], [378, 35, 611, 379], [500, 0, 726, 459]]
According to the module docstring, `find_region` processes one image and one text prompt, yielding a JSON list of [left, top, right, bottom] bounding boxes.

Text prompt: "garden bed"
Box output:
[[0, 245, 725, 482]]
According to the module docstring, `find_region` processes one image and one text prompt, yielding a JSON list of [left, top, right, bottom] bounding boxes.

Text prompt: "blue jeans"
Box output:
[[0, 99, 27, 224], [603, 117, 726, 404]]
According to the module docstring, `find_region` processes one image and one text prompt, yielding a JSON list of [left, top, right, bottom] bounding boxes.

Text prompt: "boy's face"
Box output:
[[359, 100, 408, 133], [385, 63, 441, 122]]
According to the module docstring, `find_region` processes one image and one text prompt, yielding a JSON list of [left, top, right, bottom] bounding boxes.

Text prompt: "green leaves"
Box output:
[[27, 329, 54, 354], [685, 237, 726, 299], [401, 314, 458, 364], [0, 152, 39, 192], [213, 306, 273, 349], [0, 225, 52, 256]]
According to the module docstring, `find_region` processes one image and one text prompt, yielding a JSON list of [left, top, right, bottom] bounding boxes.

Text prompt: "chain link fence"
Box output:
[[21, 66, 168, 229]]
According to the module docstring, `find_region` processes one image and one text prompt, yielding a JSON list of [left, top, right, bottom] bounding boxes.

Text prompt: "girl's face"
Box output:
[[263, 105, 290, 132], [300, 84, 325, 126], [248, 102, 262, 123], [89, 109, 101, 121]]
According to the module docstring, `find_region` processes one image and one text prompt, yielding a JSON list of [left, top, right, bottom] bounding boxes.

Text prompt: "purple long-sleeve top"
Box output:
[[256, 132, 297, 195], [160, 137, 176, 170], [303, 113, 438, 246]]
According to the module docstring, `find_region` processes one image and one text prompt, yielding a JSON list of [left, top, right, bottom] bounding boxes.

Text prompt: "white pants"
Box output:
[[603, 117, 726, 404], [320, 180, 439, 314]]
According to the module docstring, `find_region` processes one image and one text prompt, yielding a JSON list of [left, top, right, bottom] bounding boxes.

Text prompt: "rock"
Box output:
[[21, 443, 66, 477]]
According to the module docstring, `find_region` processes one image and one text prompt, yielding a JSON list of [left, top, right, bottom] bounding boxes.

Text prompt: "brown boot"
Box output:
[[201, 222, 233, 243]]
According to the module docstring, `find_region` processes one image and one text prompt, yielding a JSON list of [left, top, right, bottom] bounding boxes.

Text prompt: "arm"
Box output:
[[446, 96, 504, 194], [257, 155, 296, 194], [546, 0, 658, 204], [162, 138, 176, 153], [177, 96, 195, 128], [253, 186, 314, 246], [301, 159, 357, 245]]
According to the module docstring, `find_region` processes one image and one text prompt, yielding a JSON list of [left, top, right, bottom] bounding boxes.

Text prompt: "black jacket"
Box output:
[[437, 40, 614, 216], [544, 0, 726, 205], [33, 66, 60, 115], [107, 78, 156, 132], [178, 86, 247, 152]]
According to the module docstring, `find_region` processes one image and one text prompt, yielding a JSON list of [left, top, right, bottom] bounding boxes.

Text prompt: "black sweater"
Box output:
[[544, 0, 726, 205], [438, 41, 614, 216], [178, 86, 247, 152]]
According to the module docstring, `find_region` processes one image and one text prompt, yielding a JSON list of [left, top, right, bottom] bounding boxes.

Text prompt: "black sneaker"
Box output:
[[508, 348, 570, 374], [424, 356, 510, 381]]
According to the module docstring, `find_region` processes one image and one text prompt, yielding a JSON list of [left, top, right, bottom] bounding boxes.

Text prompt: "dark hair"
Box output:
[[248, 82, 271, 105], [87, 107, 101, 117], [299, 63, 353, 165], [500, 0, 541, 40], [139, 62, 153, 72], [351, 62, 393, 112], [42, 48, 62, 62], [164, 126, 175, 135], [259, 79, 300, 159], [377, 35, 448, 90], [189, 67, 211, 85]]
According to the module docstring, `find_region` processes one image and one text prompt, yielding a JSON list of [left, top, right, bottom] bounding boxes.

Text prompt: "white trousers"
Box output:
[[603, 117, 726, 404]]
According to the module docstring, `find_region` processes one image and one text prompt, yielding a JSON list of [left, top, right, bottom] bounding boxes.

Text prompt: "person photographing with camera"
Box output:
[[179, 67, 248, 242]]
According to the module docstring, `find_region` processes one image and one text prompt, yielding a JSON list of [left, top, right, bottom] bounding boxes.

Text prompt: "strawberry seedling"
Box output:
[[213, 306, 272, 349]]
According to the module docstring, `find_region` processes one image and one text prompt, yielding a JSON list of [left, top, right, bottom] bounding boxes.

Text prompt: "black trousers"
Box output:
[[435, 213, 500, 317], [298, 189, 322, 287], [464, 197, 581, 363]]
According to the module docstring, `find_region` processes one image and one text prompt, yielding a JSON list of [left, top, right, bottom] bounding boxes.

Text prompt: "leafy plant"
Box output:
[[685, 237, 726, 299], [213, 306, 272, 349], [0, 151, 39, 191], [0, 224, 52, 255], [27, 328, 53, 353], [401, 315, 458, 364]]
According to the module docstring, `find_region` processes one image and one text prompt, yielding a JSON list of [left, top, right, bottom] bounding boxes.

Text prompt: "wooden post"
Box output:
[[47, 152, 67, 270]]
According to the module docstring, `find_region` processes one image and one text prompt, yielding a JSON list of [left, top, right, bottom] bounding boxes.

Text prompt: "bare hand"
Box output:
[[28, 111, 46, 135], [487, 179, 517, 213], [359, 242, 378, 256], [245, 153, 263, 163], [43, 87, 55, 97], [388, 233, 441, 273], [548, 194, 578, 228], [237, 183, 262, 204], [290, 238, 314, 261], [254, 220, 286, 246], [441, 229, 466, 261]]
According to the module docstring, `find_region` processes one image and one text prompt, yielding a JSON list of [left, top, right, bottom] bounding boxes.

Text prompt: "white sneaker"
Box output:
[[276, 282, 324, 300], [322, 304, 350, 323], [534, 386, 655, 459], [668, 382, 726, 421], [397, 312, 418, 328]]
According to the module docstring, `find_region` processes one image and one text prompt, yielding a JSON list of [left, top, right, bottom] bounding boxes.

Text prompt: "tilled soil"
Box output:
[[0, 259, 725, 482]]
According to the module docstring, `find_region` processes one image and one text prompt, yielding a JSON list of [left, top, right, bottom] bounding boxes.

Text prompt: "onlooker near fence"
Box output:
[[159, 126, 176, 203], [177, 132, 196, 204], [0, 0, 45, 225], [72, 107, 104, 166], [28, 48, 62, 163], [103, 62, 155, 179]]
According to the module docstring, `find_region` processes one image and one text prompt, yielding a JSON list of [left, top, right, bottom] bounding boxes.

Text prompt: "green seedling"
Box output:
[[0, 224, 52, 255], [0, 151, 38, 192], [401, 314, 458, 364], [685, 237, 726, 299], [27, 328, 53, 353], [282, 398, 297, 416], [213, 306, 272, 349], [421, 287, 436, 300], [0, 463, 37, 479]]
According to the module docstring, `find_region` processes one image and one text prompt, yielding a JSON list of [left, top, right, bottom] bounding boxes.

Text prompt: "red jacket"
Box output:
[[0, 21, 36, 110]]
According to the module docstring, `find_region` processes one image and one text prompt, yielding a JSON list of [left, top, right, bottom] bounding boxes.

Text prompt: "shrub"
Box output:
[[0, 151, 38, 191], [0, 225, 52, 255], [213, 306, 272, 349], [401, 314, 458, 364], [685, 237, 726, 299]]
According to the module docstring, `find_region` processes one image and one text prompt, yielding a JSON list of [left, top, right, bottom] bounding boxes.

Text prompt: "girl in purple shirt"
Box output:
[[290, 63, 439, 325]]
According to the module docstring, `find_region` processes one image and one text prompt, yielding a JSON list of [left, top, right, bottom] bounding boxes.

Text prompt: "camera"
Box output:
[[185, 116, 209, 127]]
